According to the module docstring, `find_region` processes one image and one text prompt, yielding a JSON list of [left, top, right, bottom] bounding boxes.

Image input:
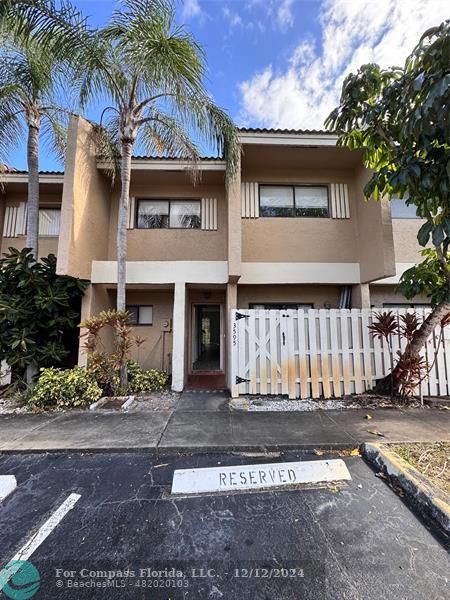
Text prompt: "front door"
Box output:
[[192, 304, 222, 371]]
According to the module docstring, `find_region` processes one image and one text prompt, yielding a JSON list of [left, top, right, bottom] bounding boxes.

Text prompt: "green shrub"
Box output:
[[31, 367, 102, 409], [127, 362, 168, 394], [84, 354, 168, 397], [87, 352, 121, 396]]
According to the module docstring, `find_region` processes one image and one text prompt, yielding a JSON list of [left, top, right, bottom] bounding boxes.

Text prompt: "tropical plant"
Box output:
[[30, 366, 102, 408], [326, 20, 450, 394], [0, 28, 69, 257], [368, 311, 399, 376], [127, 359, 168, 393], [80, 309, 150, 395], [0, 248, 88, 382], [368, 311, 435, 401]]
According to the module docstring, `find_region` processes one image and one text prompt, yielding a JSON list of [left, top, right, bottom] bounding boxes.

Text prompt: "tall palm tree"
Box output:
[[0, 34, 67, 258], [73, 0, 240, 313]]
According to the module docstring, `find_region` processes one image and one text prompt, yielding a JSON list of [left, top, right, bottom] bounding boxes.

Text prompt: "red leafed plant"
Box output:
[[369, 311, 431, 402], [80, 309, 145, 394]]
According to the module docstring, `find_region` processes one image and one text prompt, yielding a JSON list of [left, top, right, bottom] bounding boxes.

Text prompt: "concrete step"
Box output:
[[187, 372, 226, 390]]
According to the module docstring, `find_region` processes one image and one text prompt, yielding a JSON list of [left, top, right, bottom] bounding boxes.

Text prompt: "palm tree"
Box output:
[[73, 0, 239, 313], [0, 34, 67, 258]]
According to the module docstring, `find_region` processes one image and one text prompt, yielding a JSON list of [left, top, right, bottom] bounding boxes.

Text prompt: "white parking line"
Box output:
[[0, 493, 81, 591], [0, 475, 16, 502]]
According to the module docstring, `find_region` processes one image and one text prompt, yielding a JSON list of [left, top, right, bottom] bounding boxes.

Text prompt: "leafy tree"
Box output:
[[0, 248, 88, 382], [326, 20, 450, 394], [0, 27, 68, 257]]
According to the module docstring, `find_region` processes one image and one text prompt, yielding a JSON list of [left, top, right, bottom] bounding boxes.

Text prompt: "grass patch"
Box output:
[[390, 442, 450, 495]]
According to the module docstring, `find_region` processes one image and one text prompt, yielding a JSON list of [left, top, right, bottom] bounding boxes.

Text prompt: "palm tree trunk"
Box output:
[[117, 141, 132, 311], [117, 140, 133, 388], [26, 124, 40, 257], [374, 299, 450, 395]]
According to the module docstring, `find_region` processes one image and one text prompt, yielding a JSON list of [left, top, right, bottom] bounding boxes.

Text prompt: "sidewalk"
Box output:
[[0, 391, 449, 453]]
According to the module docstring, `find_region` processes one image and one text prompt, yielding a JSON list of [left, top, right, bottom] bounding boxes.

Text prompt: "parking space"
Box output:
[[0, 451, 448, 599]]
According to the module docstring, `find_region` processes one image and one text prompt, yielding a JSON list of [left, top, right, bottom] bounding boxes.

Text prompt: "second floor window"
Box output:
[[39, 208, 61, 236], [260, 185, 329, 218], [136, 199, 201, 229]]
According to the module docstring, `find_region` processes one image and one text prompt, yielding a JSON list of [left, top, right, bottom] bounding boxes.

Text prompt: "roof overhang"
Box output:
[[238, 131, 339, 147], [1, 173, 64, 184], [97, 159, 226, 172]]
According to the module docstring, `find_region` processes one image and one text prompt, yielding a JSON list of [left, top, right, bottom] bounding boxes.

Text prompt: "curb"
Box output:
[[362, 442, 450, 534], [0, 443, 357, 456]]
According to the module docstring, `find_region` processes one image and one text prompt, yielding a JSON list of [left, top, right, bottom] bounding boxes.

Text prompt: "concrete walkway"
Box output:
[[0, 391, 449, 453]]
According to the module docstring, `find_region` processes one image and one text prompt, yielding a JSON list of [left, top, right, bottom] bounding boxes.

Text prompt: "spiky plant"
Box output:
[[399, 312, 421, 342]]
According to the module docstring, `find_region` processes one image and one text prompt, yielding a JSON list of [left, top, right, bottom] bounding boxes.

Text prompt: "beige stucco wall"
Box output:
[[1, 236, 59, 258], [126, 290, 174, 372], [354, 166, 395, 283], [106, 181, 227, 261], [237, 284, 342, 309], [369, 284, 430, 308], [392, 218, 425, 262], [57, 116, 111, 279]]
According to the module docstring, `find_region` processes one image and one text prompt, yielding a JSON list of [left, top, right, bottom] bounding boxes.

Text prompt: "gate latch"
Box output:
[[236, 376, 251, 384]]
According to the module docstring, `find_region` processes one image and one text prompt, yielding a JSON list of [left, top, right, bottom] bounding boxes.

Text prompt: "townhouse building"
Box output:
[[0, 116, 429, 393]]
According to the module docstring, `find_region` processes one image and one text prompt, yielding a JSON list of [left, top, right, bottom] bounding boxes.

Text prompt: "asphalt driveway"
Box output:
[[0, 450, 448, 599]]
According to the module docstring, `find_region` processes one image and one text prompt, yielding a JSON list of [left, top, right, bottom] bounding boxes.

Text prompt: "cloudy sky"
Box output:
[[9, 0, 449, 170]]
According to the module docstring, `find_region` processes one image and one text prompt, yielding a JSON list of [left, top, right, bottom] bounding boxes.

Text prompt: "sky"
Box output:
[[8, 0, 450, 171]]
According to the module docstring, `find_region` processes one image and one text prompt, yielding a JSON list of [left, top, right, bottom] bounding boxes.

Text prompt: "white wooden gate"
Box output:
[[230, 308, 450, 399]]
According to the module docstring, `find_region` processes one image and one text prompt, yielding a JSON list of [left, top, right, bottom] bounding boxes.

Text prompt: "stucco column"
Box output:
[[226, 282, 238, 389], [77, 285, 94, 367], [171, 282, 186, 392], [352, 283, 371, 309], [226, 150, 242, 282]]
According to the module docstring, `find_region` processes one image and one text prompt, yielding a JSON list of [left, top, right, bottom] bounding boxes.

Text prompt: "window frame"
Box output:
[[135, 198, 202, 230], [258, 184, 330, 219], [126, 305, 153, 326], [38, 206, 61, 237]]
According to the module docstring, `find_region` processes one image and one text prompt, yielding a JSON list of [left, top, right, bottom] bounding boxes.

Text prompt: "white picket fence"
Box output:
[[230, 308, 450, 399]]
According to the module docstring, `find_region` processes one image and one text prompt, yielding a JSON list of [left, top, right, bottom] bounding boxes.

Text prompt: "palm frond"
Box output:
[[139, 109, 200, 179], [40, 109, 68, 164], [90, 121, 121, 184], [0, 0, 91, 61], [0, 79, 24, 164]]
